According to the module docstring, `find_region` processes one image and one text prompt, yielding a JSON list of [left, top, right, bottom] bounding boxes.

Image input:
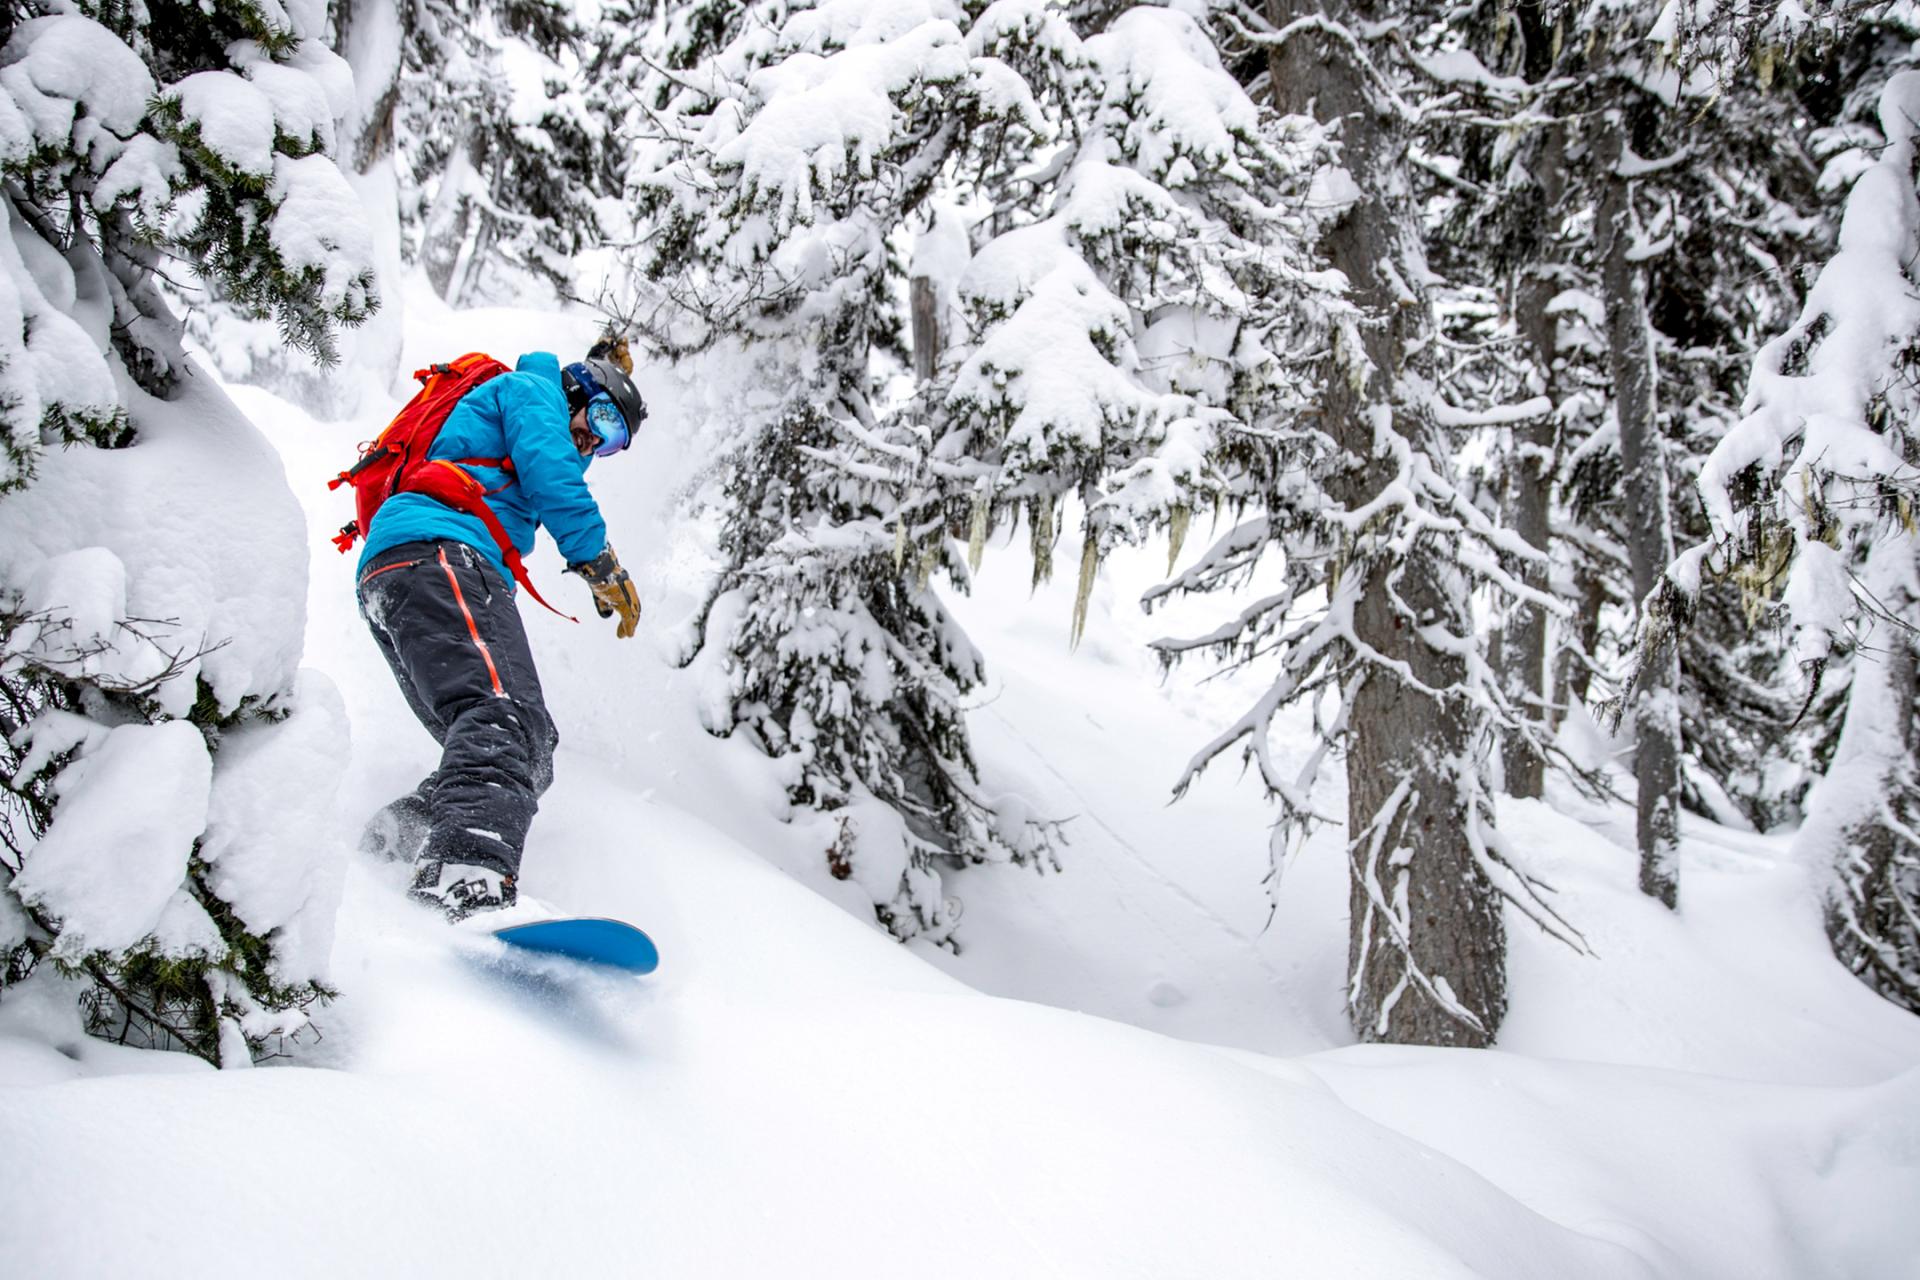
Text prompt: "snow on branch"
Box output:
[[1676, 69, 1920, 672], [1218, 11, 1420, 124]]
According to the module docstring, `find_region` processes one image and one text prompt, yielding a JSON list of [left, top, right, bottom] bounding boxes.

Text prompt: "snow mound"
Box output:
[[10, 719, 212, 958], [4, 773, 1915, 1278]]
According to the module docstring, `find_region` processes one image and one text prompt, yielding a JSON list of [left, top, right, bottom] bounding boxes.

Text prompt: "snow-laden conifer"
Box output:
[[939, 3, 1331, 608], [897, 2, 1344, 930], [1424, 0, 1843, 859], [1665, 68, 1920, 1013], [1116, 0, 1597, 1046], [628, 0, 1075, 944], [188, 0, 616, 405], [402, 0, 614, 304], [0, 0, 370, 1063], [629, 0, 1347, 944]]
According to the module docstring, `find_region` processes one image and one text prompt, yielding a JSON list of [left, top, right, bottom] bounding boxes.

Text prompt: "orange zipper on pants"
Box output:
[[357, 557, 421, 589], [439, 547, 505, 697]]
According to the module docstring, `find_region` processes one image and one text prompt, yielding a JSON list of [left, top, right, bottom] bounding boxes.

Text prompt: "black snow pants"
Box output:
[[358, 539, 559, 878]]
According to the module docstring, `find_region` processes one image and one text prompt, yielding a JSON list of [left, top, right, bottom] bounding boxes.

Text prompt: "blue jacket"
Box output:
[[357, 352, 608, 583]]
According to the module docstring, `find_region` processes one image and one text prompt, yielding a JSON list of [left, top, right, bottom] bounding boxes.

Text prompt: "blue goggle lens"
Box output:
[[585, 396, 628, 456]]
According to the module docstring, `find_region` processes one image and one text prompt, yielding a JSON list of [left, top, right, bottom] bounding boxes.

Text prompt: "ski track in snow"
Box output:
[[980, 693, 1292, 992], [3, 293, 1918, 1277]]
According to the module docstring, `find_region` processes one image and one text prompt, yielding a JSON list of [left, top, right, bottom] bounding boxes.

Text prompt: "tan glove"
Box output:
[[568, 544, 642, 639]]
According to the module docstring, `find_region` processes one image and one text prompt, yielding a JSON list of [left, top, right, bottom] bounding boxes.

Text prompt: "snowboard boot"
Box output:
[[359, 790, 432, 864], [409, 859, 518, 923]]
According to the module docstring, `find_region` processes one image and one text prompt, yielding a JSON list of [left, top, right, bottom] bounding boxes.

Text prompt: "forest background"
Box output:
[[0, 0, 1915, 1076]]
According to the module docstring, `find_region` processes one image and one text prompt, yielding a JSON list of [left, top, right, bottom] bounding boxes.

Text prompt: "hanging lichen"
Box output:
[[1732, 520, 1795, 628], [1069, 534, 1100, 650], [968, 492, 989, 573], [893, 517, 908, 571], [1802, 468, 1842, 550], [917, 546, 937, 593], [1335, 324, 1369, 397], [1030, 498, 1055, 589], [1167, 504, 1191, 575]]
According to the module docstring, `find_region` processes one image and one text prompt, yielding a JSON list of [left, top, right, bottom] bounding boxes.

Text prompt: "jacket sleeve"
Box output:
[[498, 369, 608, 565]]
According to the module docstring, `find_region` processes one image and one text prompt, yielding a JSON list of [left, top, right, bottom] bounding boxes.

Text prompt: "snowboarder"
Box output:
[[353, 346, 647, 921]]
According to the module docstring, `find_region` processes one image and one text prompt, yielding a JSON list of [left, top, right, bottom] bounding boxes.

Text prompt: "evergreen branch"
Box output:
[[81, 957, 218, 1066], [1219, 12, 1418, 125]]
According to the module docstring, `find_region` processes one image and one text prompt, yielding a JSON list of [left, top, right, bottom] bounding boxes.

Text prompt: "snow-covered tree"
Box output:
[[402, 0, 614, 304], [188, 0, 616, 408], [901, 3, 1346, 935], [1420, 0, 1842, 876], [1119, 0, 1597, 1047], [1666, 67, 1920, 1013], [940, 2, 1328, 621], [1584, 0, 1854, 898], [630, 0, 1351, 946], [0, 0, 371, 1063], [628, 0, 1077, 944]]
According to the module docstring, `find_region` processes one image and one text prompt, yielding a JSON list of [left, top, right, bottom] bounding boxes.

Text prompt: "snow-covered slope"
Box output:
[[2, 291, 1916, 1277]]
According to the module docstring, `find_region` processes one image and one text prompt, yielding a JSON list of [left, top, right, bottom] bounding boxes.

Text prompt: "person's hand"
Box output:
[[568, 545, 641, 638]]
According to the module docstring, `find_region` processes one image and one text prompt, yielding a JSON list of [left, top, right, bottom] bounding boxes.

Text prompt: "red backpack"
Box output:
[[329, 354, 572, 619]]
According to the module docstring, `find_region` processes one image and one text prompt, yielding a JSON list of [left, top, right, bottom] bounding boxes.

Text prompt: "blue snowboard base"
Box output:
[[492, 917, 659, 975]]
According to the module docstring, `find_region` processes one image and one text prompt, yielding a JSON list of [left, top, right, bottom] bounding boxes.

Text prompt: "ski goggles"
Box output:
[[583, 395, 629, 457]]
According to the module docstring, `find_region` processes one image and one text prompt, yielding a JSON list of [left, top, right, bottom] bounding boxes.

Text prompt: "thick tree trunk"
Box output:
[[1599, 112, 1681, 909], [334, 0, 403, 173], [1342, 565, 1506, 1046], [1269, 0, 1505, 1046]]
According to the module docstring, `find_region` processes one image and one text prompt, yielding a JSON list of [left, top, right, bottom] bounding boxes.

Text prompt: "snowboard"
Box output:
[[491, 917, 659, 975]]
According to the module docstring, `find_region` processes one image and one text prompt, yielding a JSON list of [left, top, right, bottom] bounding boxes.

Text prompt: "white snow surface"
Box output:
[[3, 293, 1916, 1276], [171, 70, 279, 178], [0, 363, 310, 718], [199, 669, 352, 984], [10, 719, 212, 959], [0, 206, 119, 473], [0, 16, 153, 160], [269, 152, 378, 316]]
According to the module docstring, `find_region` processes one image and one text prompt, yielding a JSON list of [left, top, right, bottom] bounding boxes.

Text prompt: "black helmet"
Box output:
[[562, 356, 648, 454]]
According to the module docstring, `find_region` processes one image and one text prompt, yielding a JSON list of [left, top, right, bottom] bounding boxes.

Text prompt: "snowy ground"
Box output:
[[3, 293, 1917, 1277]]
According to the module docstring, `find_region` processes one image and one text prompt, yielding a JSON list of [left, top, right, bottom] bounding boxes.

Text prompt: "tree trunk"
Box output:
[[911, 276, 939, 383], [1496, 439, 1552, 796], [451, 151, 506, 308], [1493, 0, 1567, 798], [334, 0, 403, 174], [330, 0, 407, 408], [1268, 0, 1505, 1047], [421, 134, 476, 302], [1816, 539, 1920, 1012], [1556, 566, 1608, 720], [1599, 111, 1681, 909], [1499, 117, 1567, 799]]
